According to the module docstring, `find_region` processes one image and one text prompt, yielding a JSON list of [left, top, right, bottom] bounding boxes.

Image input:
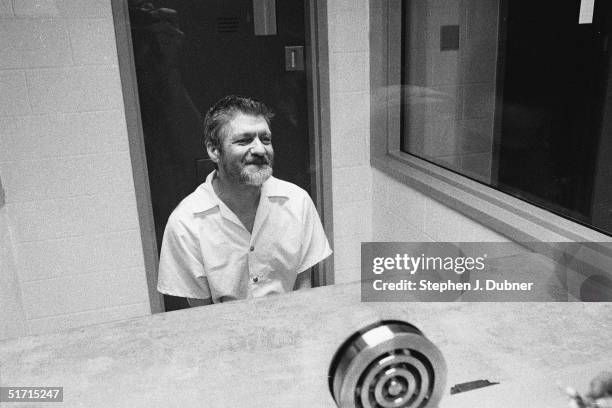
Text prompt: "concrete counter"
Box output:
[[1, 282, 611, 407]]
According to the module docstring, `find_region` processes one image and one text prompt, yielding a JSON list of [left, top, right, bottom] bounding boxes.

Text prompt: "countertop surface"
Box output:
[[1, 281, 611, 407]]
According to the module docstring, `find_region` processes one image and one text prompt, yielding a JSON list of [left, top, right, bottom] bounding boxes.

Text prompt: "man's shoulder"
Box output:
[[267, 176, 310, 199], [265, 177, 318, 222], [168, 183, 214, 222]]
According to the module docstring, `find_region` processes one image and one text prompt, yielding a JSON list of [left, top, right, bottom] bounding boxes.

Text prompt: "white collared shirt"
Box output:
[[157, 171, 332, 303]]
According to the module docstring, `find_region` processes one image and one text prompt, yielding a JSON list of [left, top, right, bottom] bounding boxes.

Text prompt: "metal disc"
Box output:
[[329, 321, 446, 408]]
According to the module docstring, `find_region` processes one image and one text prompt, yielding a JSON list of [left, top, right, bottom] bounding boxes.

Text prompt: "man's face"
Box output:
[[214, 112, 274, 186]]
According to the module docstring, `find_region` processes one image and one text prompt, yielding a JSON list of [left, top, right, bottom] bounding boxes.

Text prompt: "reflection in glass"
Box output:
[[400, 0, 612, 236]]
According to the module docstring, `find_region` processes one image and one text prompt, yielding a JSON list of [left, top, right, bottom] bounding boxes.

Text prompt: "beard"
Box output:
[[240, 164, 273, 186], [218, 150, 274, 187]]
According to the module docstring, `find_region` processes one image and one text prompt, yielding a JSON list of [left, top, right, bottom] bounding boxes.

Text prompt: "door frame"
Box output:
[[111, 0, 334, 313]]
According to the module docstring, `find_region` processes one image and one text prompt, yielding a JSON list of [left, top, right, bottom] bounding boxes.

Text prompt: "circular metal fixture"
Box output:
[[329, 321, 446, 408]]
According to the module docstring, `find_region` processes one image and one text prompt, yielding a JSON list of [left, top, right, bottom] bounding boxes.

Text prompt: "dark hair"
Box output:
[[203, 95, 274, 151]]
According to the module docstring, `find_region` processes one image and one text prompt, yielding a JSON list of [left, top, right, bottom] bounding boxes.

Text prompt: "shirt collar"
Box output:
[[192, 170, 289, 214]]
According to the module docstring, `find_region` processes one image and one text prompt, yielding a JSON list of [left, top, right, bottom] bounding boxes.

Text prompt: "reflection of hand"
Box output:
[[131, 3, 184, 73], [148, 17, 184, 66], [565, 372, 612, 408]]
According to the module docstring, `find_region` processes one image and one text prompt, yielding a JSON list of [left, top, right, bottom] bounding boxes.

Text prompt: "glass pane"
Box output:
[[400, 0, 612, 236], [127, 0, 312, 310]]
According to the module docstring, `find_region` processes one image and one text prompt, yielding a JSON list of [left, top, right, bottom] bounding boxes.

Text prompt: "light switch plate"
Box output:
[[285, 46, 304, 71]]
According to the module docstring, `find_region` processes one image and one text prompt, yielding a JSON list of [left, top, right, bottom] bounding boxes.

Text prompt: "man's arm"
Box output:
[[293, 194, 332, 288], [293, 268, 312, 290], [157, 211, 212, 302], [187, 297, 213, 307]]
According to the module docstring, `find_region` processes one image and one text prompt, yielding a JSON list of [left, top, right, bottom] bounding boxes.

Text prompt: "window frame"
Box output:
[[111, 0, 335, 313], [369, 0, 612, 246]]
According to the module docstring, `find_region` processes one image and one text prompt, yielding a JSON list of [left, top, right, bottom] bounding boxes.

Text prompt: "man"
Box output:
[[157, 95, 332, 306]]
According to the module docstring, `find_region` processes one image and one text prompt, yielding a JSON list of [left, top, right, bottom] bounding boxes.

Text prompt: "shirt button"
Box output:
[[249, 246, 255, 252]]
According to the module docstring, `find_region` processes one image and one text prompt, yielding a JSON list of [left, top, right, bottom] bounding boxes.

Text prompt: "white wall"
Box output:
[[327, 0, 373, 284], [372, 168, 511, 242], [0, 0, 150, 340], [327, 0, 512, 284]]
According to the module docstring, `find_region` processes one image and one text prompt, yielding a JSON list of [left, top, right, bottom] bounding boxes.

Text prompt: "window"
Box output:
[[371, 0, 612, 243]]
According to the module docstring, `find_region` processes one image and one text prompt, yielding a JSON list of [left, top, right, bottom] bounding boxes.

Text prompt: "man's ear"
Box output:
[[206, 142, 220, 164]]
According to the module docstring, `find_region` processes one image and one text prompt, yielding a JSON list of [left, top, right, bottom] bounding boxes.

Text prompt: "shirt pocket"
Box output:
[[198, 236, 247, 299], [260, 219, 303, 273], [205, 265, 248, 301]]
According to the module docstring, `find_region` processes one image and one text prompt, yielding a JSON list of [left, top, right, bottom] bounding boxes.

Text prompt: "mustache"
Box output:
[[243, 155, 271, 165]]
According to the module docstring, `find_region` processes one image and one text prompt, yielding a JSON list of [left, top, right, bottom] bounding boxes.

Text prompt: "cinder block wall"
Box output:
[[328, 0, 373, 284], [0, 0, 150, 340]]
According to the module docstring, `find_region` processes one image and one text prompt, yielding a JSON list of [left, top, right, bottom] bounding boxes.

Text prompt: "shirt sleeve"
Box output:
[[296, 194, 333, 273], [157, 211, 212, 299]]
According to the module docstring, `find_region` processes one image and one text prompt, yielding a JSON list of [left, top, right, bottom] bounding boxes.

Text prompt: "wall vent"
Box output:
[[217, 17, 240, 33]]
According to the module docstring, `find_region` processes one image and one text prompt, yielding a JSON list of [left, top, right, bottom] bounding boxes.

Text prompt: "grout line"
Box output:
[[15, 228, 139, 245], [331, 50, 368, 56], [0, 107, 122, 116], [332, 164, 370, 171], [0, 149, 131, 165], [7, 14, 113, 21], [65, 15, 76, 66], [21, 70, 34, 114], [14, 227, 141, 245], [23, 64, 118, 72], [331, 89, 367, 96], [3, 187, 135, 208], [21, 265, 146, 285], [9, 190, 136, 204], [0, 107, 123, 119], [0, 63, 118, 70], [331, 159, 370, 169], [25, 301, 149, 322], [335, 200, 372, 213], [70, 62, 120, 67], [3, 188, 30, 337]]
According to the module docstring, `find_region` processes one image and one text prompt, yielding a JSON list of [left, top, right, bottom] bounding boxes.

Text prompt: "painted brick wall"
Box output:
[[372, 168, 511, 242], [0, 0, 150, 340], [327, 0, 373, 284], [327, 0, 513, 284]]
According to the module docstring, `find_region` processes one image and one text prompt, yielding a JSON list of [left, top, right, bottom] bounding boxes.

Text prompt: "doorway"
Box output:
[[125, 0, 321, 311]]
